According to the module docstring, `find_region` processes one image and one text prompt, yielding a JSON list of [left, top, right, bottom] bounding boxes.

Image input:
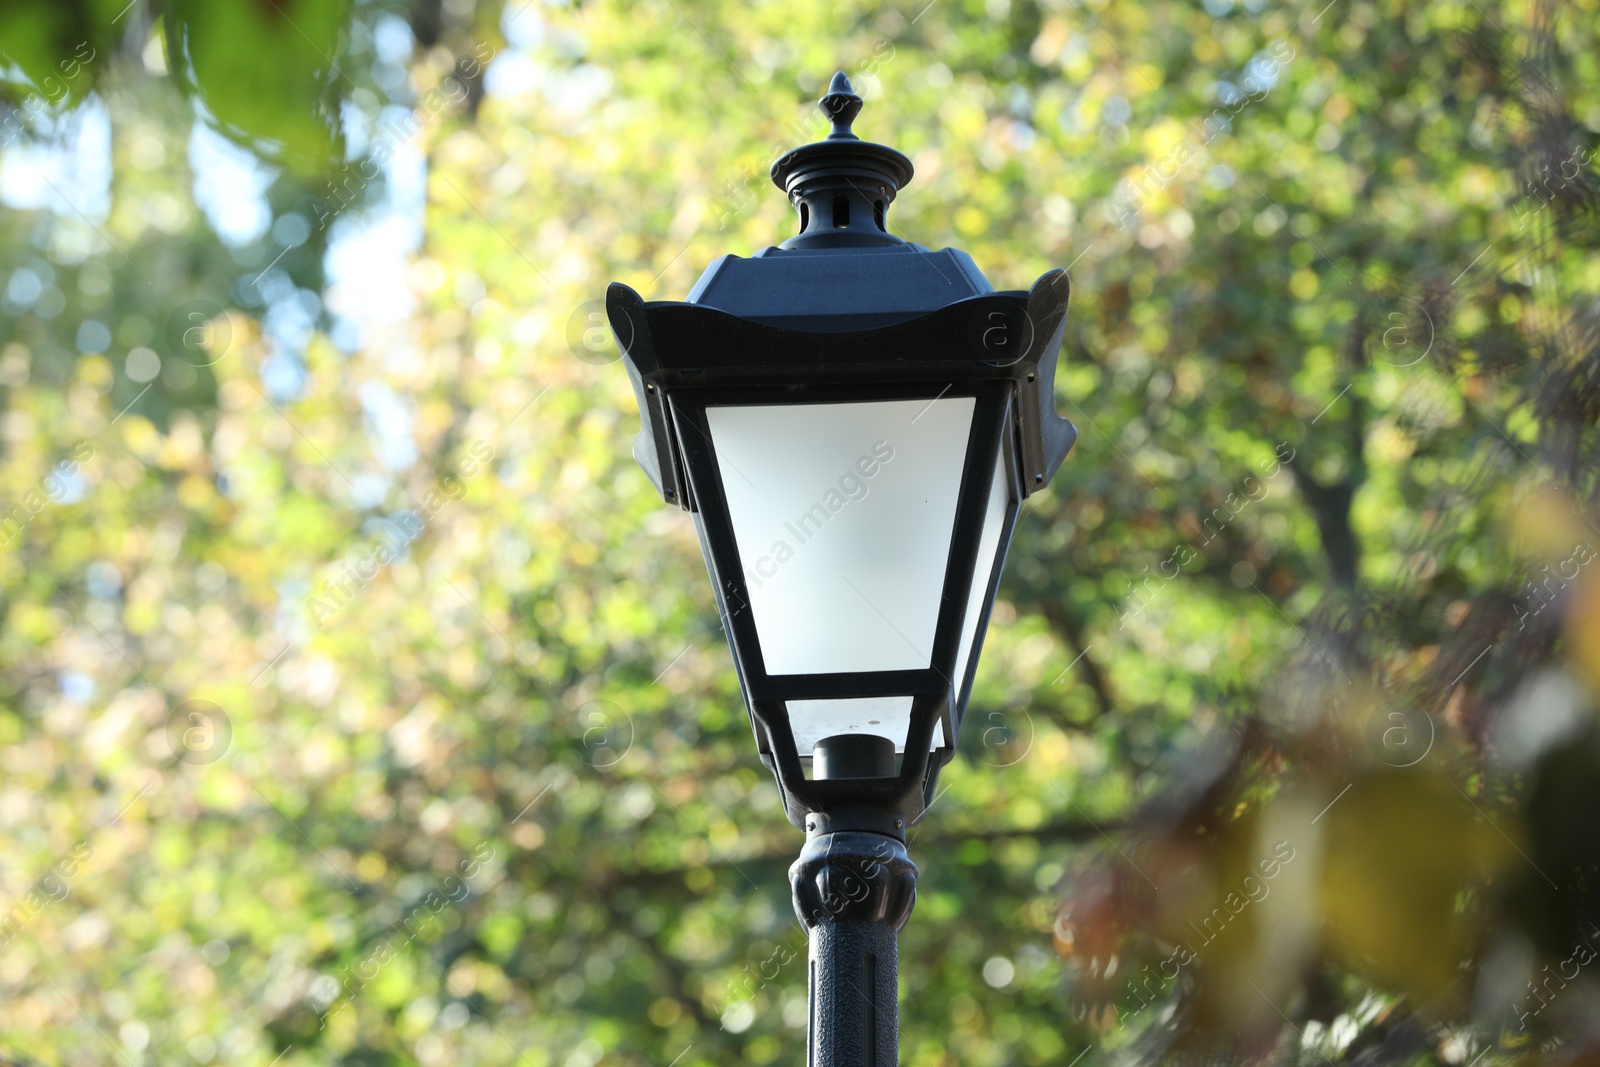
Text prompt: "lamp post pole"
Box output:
[[792, 738, 918, 1066], [793, 828, 916, 1066]]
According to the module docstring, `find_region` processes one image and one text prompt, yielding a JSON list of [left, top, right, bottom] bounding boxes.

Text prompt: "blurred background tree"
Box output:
[[1, 0, 1598, 1064]]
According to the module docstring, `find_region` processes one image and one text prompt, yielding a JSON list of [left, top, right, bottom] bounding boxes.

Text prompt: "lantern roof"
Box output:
[[682, 71, 1000, 331], [683, 245, 997, 333]]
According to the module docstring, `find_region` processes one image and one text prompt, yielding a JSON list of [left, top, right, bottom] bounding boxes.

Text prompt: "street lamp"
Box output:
[[607, 72, 1077, 1065]]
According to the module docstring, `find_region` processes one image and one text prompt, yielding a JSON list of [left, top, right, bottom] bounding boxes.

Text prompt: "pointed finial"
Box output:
[[820, 71, 863, 140], [770, 70, 913, 248]]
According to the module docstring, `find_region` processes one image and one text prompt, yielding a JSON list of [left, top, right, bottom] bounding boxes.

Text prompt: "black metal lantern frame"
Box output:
[[606, 267, 1075, 833], [607, 72, 1082, 1064]]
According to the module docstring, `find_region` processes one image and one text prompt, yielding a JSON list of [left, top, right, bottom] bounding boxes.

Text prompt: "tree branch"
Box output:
[[1288, 318, 1370, 588], [1037, 599, 1117, 718], [596, 890, 719, 1031]]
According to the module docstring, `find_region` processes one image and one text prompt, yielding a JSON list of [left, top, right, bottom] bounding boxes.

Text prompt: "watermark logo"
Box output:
[[568, 298, 624, 366], [1365, 704, 1434, 768], [0, 42, 96, 150], [315, 843, 495, 1029], [1515, 541, 1595, 631], [308, 43, 496, 229], [979, 707, 1035, 767], [1106, 40, 1295, 229], [574, 698, 633, 769], [166, 699, 233, 766], [306, 441, 494, 628], [1377, 298, 1436, 368], [0, 840, 94, 948], [165, 299, 233, 367], [1116, 840, 1298, 1025], [1119, 443, 1294, 628], [1512, 925, 1600, 1031], [968, 305, 1035, 368], [741, 441, 896, 590], [0, 442, 93, 547]]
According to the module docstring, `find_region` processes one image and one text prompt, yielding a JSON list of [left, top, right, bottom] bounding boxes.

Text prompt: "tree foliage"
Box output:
[[1, 0, 1599, 1064]]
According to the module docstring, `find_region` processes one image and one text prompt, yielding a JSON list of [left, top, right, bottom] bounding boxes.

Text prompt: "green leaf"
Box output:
[[164, 0, 348, 174], [0, 0, 124, 111]]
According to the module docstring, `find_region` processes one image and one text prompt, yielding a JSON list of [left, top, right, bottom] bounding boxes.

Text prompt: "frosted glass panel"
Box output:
[[707, 397, 975, 675], [951, 449, 1012, 701], [788, 697, 948, 755]]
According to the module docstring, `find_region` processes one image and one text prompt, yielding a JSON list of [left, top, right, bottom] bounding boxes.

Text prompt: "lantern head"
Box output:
[[607, 72, 1076, 834]]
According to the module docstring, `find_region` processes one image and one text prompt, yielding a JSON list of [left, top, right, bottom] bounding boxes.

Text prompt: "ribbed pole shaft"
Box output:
[[808, 917, 899, 1066], [790, 831, 918, 1067]]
